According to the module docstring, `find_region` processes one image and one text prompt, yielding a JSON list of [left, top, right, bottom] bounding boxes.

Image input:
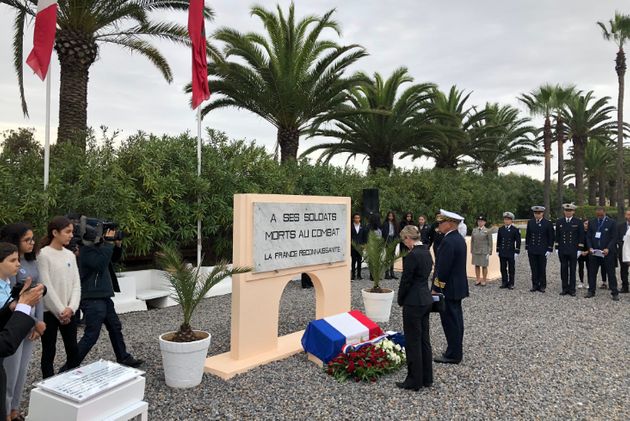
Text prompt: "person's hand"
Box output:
[[545, 251, 551, 258], [581, 251, 589, 256], [59, 307, 73, 323], [577, 250, 582, 259], [589, 248, 594, 254], [17, 283, 44, 307], [29, 321, 46, 341], [514, 253, 519, 260], [603, 248, 609, 256]]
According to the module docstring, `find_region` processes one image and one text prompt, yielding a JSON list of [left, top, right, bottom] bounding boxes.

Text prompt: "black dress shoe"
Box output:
[[530, 288, 538, 292], [507, 285, 514, 290], [351, 276, 356, 281], [585, 292, 595, 298], [391, 274, 398, 280], [612, 295, 620, 301], [396, 381, 420, 391], [620, 288, 629, 294], [539, 288, 545, 293], [434, 355, 461, 364], [499, 285, 508, 289], [422, 383, 433, 388], [559, 291, 568, 296], [119, 356, 144, 368], [357, 276, 363, 280], [569, 292, 576, 297]]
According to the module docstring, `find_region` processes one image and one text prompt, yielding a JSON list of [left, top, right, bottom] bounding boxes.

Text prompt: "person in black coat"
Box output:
[[399, 212, 414, 232], [585, 207, 619, 300], [396, 225, 434, 391], [497, 212, 521, 289], [555, 203, 585, 296], [427, 211, 445, 255], [525, 205, 555, 293], [350, 213, 367, 280], [616, 210, 630, 293], [417, 215, 430, 246], [431, 210, 469, 364], [382, 211, 399, 279]]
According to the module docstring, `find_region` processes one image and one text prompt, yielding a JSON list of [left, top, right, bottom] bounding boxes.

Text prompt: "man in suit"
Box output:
[[617, 210, 630, 294], [497, 211, 521, 289], [350, 212, 366, 280], [585, 207, 619, 300], [555, 203, 585, 296], [526, 205, 555, 293], [432, 209, 469, 364], [0, 281, 44, 418]]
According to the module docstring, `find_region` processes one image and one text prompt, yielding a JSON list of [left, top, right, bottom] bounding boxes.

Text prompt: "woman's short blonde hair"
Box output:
[[400, 225, 420, 241]]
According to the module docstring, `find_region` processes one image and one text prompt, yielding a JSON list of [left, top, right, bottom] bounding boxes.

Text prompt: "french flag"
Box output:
[[26, 0, 58, 80], [302, 310, 384, 363]]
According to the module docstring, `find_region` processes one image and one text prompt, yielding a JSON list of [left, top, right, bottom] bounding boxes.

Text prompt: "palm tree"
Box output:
[[598, 12, 630, 217], [199, 3, 367, 163], [301, 68, 434, 173], [403, 85, 486, 169], [4, 0, 219, 149], [561, 92, 615, 205], [519, 84, 555, 218], [465, 103, 541, 175], [551, 85, 577, 215]]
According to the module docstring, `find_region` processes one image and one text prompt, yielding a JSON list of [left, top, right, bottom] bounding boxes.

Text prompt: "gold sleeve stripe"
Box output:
[[433, 279, 446, 289]]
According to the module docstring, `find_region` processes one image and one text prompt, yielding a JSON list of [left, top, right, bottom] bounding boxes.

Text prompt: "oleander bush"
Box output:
[[1, 127, 551, 263]]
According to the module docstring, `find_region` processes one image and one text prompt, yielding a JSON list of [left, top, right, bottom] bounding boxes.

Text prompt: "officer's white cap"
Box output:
[[503, 211, 515, 219], [437, 209, 464, 223]]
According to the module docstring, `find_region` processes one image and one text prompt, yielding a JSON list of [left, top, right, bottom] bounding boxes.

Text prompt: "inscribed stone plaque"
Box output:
[[253, 202, 347, 272], [35, 360, 144, 403]]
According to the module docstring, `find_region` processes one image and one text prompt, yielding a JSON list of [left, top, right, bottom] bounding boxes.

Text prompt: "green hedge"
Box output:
[[1, 128, 549, 262]]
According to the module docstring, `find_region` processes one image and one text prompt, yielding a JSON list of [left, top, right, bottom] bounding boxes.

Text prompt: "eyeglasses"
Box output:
[[22, 237, 35, 244]]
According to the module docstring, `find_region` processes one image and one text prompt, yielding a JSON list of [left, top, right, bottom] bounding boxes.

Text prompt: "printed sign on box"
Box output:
[[253, 202, 347, 272]]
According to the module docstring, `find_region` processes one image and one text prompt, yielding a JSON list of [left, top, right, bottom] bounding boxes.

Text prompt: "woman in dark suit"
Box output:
[[396, 225, 434, 391]]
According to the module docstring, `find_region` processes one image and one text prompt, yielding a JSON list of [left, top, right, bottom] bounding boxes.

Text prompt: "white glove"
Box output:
[[577, 250, 582, 259], [514, 253, 518, 260], [545, 251, 551, 258], [555, 249, 558, 254]]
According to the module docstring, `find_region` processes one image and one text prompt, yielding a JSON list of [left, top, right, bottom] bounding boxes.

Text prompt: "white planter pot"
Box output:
[[361, 287, 394, 323], [159, 330, 211, 388]]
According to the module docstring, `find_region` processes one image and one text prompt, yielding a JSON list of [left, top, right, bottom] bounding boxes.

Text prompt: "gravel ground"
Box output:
[[19, 253, 630, 420]]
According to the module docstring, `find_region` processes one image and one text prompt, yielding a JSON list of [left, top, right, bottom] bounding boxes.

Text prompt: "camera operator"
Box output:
[[66, 227, 143, 368]]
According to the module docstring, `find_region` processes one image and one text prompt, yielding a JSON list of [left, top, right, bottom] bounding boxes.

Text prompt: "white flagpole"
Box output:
[[43, 65, 51, 190], [196, 106, 202, 268]]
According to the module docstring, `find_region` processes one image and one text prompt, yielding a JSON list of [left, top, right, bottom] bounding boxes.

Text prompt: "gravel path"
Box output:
[[20, 253, 629, 420]]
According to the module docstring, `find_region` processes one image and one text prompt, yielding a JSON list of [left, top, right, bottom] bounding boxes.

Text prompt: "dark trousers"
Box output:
[[41, 311, 80, 378], [499, 256, 516, 287], [588, 254, 618, 295], [528, 253, 547, 290], [402, 304, 433, 387], [351, 249, 362, 279], [559, 253, 578, 293], [578, 256, 587, 283], [618, 253, 629, 290], [439, 299, 464, 361], [76, 298, 131, 365]]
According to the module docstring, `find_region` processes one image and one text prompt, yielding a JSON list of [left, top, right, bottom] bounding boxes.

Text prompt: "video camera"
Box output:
[[10, 282, 47, 301], [67, 214, 125, 252]]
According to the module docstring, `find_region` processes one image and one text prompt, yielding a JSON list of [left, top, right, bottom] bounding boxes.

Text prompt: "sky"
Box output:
[[0, 0, 628, 180]]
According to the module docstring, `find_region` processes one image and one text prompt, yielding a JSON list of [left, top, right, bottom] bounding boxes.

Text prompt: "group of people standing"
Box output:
[[0, 216, 142, 421]]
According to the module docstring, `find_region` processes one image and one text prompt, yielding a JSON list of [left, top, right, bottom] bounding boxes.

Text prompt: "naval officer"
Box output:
[[431, 209, 468, 364], [555, 203, 585, 296], [526, 206, 555, 293], [497, 212, 521, 289]]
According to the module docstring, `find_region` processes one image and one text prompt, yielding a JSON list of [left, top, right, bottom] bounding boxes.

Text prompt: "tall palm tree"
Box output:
[[465, 103, 541, 175], [4, 0, 219, 149], [301, 68, 434, 173], [199, 3, 367, 163], [551, 84, 577, 215], [598, 12, 630, 217], [403, 85, 487, 169], [519, 84, 555, 218], [561, 92, 615, 205], [564, 139, 614, 205]]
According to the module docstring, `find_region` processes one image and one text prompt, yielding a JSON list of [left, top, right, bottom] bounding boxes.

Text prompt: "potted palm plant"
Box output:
[[156, 245, 249, 388], [357, 232, 401, 323]]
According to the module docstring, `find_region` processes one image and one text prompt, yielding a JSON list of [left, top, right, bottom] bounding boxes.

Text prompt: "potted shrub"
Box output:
[[157, 245, 249, 388], [356, 232, 401, 323]]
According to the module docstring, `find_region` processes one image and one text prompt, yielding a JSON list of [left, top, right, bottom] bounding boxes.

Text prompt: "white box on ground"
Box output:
[[27, 360, 147, 421]]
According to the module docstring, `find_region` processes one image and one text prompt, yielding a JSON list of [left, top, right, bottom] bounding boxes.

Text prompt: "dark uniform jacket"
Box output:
[[525, 218, 555, 255], [397, 245, 434, 306], [555, 217, 585, 254], [427, 222, 444, 251], [586, 216, 617, 253], [497, 225, 521, 258], [351, 223, 367, 246], [432, 231, 469, 300]]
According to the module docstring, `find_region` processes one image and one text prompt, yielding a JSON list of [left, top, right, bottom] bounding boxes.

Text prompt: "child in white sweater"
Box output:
[[37, 216, 81, 378]]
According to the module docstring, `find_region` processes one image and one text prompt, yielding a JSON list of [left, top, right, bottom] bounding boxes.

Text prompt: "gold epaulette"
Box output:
[[433, 278, 446, 289]]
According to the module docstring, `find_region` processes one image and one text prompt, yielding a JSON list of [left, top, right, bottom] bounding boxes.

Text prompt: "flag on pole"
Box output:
[[188, 0, 210, 109], [26, 0, 58, 80]]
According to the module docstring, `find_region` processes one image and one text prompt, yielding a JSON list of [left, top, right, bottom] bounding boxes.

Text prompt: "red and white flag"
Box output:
[[26, 0, 58, 80], [188, 0, 210, 109]]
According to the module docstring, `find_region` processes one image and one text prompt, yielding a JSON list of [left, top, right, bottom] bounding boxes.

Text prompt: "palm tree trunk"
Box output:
[[588, 176, 597, 205], [573, 136, 586, 205], [598, 174, 607, 206], [277, 127, 300, 163], [556, 117, 565, 214], [543, 117, 552, 219], [368, 153, 393, 174], [609, 179, 617, 207], [615, 47, 626, 218]]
